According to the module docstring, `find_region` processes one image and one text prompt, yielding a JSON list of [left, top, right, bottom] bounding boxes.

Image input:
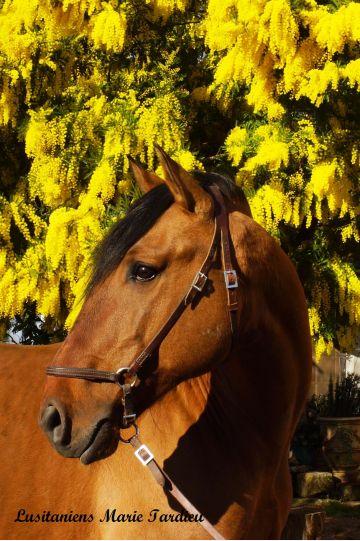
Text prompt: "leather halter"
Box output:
[[45, 185, 239, 540], [46, 185, 239, 395]]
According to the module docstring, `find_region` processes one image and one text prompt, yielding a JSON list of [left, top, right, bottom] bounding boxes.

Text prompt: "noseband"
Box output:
[[45, 185, 239, 540]]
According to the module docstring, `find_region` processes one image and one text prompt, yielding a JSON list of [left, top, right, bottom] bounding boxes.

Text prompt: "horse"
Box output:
[[1, 147, 312, 539]]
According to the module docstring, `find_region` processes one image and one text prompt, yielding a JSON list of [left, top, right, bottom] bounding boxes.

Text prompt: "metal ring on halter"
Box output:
[[119, 422, 139, 443], [116, 367, 137, 387]]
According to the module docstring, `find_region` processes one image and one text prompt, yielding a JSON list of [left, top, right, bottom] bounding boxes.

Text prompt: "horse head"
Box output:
[[39, 147, 254, 463]]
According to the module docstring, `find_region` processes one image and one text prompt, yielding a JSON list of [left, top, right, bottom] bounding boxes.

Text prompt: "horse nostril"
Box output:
[[41, 404, 67, 446], [42, 405, 61, 431]]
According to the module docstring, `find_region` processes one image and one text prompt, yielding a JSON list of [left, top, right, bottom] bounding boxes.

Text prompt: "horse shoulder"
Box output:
[[0, 341, 100, 539], [0, 342, 62, 462]]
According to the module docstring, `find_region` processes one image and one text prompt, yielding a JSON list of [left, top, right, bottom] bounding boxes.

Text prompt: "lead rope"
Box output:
[[120, 424, 225, 540]]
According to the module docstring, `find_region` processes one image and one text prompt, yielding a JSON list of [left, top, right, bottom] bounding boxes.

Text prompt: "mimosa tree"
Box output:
[[0, 0, 359, 357]]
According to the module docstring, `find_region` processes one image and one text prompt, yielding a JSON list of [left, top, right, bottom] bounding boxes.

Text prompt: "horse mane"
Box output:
[[86, 172, 249, 297]]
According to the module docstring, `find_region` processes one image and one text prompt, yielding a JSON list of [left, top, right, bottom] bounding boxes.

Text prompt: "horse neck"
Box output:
[[137, 318, 301, 473], [145, 363, 238, 444], [138, 350, 267, 462], [94, 350, 292, 539], [126, 346, 292, 530]]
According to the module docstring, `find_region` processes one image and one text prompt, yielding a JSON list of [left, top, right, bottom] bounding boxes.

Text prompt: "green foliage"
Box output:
[[311, 374, 360, 417]]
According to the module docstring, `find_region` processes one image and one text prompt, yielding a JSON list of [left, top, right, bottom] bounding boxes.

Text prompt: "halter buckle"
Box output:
[[224, 270, 238, 289], [123, 411, 137, 425], [134, 444, 154, 466], [192, 271, 208, 292]]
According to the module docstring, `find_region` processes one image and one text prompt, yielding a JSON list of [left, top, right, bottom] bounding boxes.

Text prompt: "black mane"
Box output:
[[87, 172, 243, 296]]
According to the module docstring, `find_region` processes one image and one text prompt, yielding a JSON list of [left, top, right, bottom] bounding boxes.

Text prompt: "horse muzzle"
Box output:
[[39, 400, 120, 464]]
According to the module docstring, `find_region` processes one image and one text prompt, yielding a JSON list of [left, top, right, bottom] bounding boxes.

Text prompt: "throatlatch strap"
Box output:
[[208, 185, 239, 335], [129, 436, 225, 540]]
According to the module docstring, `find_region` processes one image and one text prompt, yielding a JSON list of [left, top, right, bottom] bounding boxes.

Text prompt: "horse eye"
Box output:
[[132, 263, 158, 282]]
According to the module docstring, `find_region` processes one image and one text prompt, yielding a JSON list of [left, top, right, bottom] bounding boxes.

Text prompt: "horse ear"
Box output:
[[154, 145, 212, 218], [127, 155, 163, 193]]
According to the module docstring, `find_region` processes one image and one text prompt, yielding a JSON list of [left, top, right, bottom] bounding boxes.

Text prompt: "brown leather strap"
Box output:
[[126, 219, 220, 378], [129, 435, 224, 540], [46, 366, 118, 383], [208, 186, 239, 335]]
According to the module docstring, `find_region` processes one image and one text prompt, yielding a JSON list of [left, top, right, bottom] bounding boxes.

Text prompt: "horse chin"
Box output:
[[79, 420, 119, 465]]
